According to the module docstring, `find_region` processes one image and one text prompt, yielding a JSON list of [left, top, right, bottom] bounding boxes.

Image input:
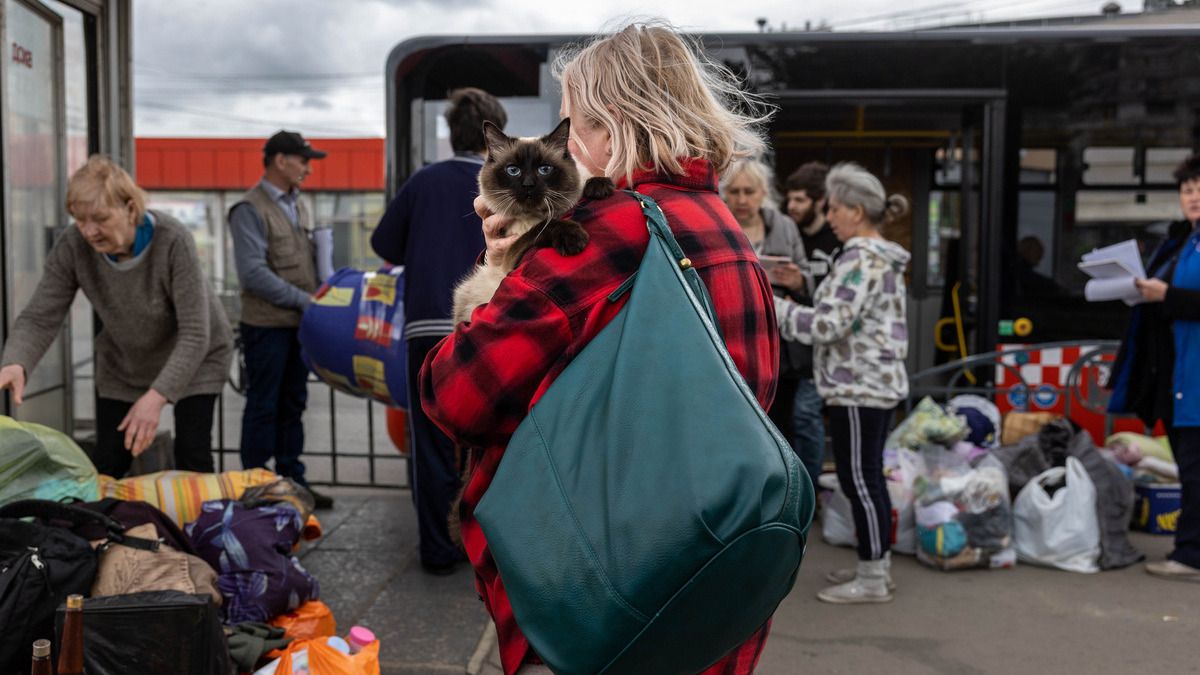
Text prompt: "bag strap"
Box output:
[[626, 190, 719, 325], [0, 499, 161, 552]]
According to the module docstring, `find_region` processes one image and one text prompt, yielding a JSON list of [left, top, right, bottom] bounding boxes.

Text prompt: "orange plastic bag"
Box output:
[[273, 638, 380, 675], [270, 600, 336, 642]]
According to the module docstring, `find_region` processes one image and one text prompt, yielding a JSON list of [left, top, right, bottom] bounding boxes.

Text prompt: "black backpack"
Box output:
[[0, 500, 159, 674]]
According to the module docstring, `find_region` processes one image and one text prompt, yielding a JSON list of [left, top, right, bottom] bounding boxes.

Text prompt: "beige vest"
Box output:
[[235, 184, 318, 327]]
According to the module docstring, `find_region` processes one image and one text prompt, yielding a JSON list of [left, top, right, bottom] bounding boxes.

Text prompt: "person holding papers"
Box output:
[[1109, 154, 1200, 582]]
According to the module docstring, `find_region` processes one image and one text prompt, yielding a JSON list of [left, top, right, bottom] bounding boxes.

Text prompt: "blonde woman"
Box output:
[[720, 159, 821, 471], [0, 156, 232, 477], [421, 22, 779, 675], [774, 162, 910, 604]]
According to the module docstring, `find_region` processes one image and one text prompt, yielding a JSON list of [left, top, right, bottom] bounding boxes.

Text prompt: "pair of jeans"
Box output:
[[1168, 425, 1200, 568], [406, 335, 467, 567], [238, 323, 308, 484], [828, 405, 894, 561], [792, 377, 826, 481], [94, 394, 217, 478]]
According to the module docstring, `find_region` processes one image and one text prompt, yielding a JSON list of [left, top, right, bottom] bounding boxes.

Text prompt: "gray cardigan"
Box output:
[[1, 210, 233, 403]]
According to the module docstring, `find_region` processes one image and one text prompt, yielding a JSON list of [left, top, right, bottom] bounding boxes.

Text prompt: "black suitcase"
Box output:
[[55, 591, 234, 675]]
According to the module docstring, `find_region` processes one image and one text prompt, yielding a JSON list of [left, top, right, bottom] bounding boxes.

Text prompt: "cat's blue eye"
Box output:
[[505, 166, 521, 177], [537, 165, 553, 176]]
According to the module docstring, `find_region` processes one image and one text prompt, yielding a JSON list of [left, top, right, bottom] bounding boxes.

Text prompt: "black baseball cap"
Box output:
[[264, 130, 326, 160]]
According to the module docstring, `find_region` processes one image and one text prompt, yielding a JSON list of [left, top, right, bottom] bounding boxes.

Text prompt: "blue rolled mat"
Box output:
[[298, 266, 408, 409]]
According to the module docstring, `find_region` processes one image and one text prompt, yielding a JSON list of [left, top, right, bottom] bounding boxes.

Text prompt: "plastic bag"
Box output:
[[886, 398, 969, 452], [1012, 456, 1101, 573], [271, 600, 336, 642], [913, 449, 1015, 571], [819, 470, 918, 555], [270, 638, 380, 675], [0, 415, 98, 506]]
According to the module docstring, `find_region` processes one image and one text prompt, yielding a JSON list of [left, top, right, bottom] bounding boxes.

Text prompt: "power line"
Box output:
[[136, 101, 377, 136]]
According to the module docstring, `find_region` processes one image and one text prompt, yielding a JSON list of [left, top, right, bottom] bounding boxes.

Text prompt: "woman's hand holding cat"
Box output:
[[475, 195, 518, 263]]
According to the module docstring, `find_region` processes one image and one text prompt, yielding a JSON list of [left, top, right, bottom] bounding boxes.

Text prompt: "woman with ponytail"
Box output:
[[774, 162, 911, 604]]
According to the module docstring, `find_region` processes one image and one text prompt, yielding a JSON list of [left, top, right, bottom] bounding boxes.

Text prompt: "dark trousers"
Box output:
[[239, 323, 309, 484], [792, 377, 826, 482], [95, 394, 217, 478], [767, 377, 799, 448], [408, 335, 467, 567], [1168, 425, 1200, 568], [828, 405, 894, 561]]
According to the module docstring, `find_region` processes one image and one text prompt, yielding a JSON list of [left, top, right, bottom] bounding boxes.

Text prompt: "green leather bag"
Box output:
[[474, 192, 815, 675]]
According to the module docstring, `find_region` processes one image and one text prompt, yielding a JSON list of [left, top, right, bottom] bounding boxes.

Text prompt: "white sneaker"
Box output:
[[1146, 559, 1200, 583], [817, 559, 893, 604], [825, 551, 895, 590]]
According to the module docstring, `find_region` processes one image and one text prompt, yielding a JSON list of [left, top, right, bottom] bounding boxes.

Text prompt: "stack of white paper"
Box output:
[[1078, 239, 1146, 305]]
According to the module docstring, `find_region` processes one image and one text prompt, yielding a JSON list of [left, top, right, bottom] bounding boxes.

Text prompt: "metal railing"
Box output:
[[905, 340, 1147, 438]]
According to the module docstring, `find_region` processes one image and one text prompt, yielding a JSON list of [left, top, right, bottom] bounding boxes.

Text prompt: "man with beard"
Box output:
[[781, 161, 840, 482]]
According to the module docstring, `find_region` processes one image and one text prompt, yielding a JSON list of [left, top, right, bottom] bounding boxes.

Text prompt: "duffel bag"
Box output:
[[0, 499, 154, 673]]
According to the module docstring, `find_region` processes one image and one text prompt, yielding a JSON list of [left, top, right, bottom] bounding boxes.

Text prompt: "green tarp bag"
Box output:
[[0, 416, 98, 506], [474, 192, 815, 674]]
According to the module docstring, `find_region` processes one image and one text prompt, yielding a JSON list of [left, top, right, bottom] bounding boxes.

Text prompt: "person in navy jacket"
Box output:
[[371, 88, 508, 575], [1110, 154, 1200, 582]]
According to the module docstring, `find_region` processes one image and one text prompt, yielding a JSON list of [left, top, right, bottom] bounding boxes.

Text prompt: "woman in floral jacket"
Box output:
[[774, 162, 911, 604]]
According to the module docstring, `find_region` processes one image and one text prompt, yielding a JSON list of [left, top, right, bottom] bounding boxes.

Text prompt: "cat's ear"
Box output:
[[482, 121, 511, 160], [545, 118, 572, 156]]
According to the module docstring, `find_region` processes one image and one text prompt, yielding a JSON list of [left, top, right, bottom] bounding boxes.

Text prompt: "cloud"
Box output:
[[133, 0, 1106, 137]]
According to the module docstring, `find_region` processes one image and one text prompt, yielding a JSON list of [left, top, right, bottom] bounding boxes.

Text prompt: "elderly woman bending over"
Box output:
[[774, 162, 910, 604], [0, 156, 233, 477]]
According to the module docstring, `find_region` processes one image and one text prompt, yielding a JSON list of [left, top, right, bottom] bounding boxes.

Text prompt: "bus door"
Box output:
[[2, 0, 71, 427], [769, 92, 1005, 375]]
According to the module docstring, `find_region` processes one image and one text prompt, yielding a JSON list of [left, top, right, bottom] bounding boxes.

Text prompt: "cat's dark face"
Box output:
[[479, 118, 582, 220]]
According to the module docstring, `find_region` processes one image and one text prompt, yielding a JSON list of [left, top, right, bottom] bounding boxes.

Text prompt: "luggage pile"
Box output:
[[0, 416, 380, 675], [819, 398, 1150, 574]]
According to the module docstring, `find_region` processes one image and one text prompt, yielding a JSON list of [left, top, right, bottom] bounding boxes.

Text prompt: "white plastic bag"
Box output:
[[819, 472, 916, 554], [1012, 457, 1101, 573]]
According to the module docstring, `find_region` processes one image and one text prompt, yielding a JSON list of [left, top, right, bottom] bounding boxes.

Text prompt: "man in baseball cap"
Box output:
[[263, 130, 327, 160], [227, 129, 332, 508]]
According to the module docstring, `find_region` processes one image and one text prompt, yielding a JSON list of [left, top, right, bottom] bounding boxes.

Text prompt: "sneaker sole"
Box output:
[[816, 592, 894, 605], [825, 571, 896, 591]]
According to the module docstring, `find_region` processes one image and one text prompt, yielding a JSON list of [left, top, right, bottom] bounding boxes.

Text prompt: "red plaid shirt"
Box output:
[[420, 159, 780, 674]]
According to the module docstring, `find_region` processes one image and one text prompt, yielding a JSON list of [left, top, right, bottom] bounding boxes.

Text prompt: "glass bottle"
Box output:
[[31, 639, 52, 675], [57, 594, 84, 675]]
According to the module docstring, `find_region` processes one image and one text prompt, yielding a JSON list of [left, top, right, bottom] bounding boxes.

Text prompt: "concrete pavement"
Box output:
[[306, 488, 1196, 674]]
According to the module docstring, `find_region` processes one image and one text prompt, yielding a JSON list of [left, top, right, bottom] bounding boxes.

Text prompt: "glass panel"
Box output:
[[1083, 147, 1136, 185], [5, 0, 66, 414], [1147, 148, 1191, 185], [313, 192, 387, 271], [1019, 149, 1056, 185], [42, 0, 94, 427]]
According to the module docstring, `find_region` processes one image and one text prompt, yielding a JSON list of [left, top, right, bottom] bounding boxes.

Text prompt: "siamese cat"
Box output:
[[451, 118, 614, 324]]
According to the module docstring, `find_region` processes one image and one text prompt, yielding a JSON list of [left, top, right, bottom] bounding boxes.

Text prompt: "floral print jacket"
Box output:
[[774, 236, 911, 408]]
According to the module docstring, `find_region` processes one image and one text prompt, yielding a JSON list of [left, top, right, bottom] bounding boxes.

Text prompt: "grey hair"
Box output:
[[719, 158, 780, 210], [826, 162, 909, 225]]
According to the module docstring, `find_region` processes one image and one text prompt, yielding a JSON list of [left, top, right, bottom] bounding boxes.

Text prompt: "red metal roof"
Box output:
[[135, 137, 384, 191]]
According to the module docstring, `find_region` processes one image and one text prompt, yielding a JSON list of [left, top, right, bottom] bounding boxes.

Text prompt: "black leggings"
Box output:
[[94, 394, 217, 478], [828, 405, 894, 561]]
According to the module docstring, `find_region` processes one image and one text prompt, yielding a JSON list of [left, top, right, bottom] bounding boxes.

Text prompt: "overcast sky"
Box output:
[[133, 0, 1133, 138]]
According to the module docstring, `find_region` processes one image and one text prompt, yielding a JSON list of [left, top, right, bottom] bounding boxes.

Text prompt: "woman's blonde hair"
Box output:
[[65, 155, 146, 221], [719, 158, 780, 211], [553, 20, 773, 184], [826, 162, 909, 226]]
